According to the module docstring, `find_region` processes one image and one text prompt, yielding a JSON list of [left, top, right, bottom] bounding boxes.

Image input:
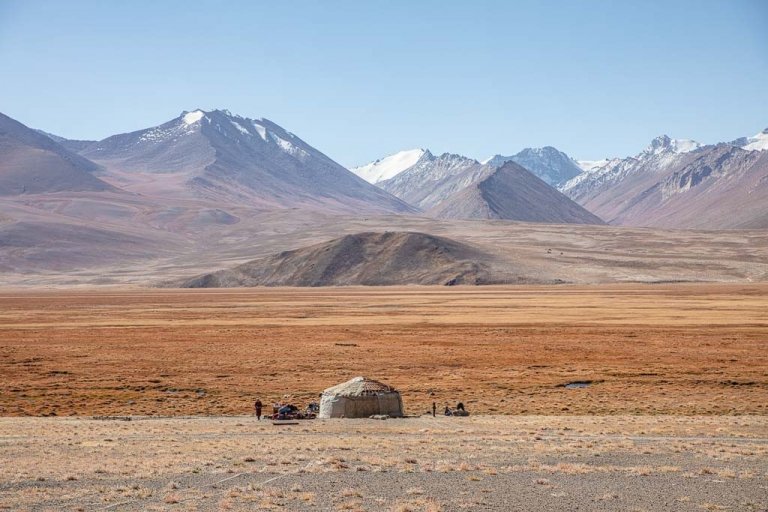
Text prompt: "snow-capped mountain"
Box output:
[[371, 148, 603, 224], [731, 128, 768, 152], [77, 109, 414, 213], [351, 149, 426, 184], [482, 146, 583, 187], [561, 133, 768, 229], [427, 161, 604, 224], [641, 135, 701, 156], [576, 159, 612, 173], [563, 135, 702, 198], [378, 151, 481, 209]]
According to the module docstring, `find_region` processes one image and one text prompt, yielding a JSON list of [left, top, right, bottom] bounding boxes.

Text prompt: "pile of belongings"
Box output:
[[444, 402, 470, 417], [272, 402, 317, 420]]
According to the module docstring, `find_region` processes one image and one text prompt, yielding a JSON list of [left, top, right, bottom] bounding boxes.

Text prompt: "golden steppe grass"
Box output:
[[0, 284, 766, 416], [1, 415, 766, 511]]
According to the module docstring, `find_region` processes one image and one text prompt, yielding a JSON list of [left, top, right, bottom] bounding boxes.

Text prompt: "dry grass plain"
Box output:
[[0, 283, 766, 417], [1, 415, 766, 511], [1, 284, 767, 511]]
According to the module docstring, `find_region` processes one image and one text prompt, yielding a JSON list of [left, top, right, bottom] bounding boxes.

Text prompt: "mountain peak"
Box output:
[[181, 110, 206, 125], [427, 160, 604, 224], [482, 146, 582, 186], [351, 148, 427, 184], [740, 128, 768, 152], [643, 135, 700, 156]]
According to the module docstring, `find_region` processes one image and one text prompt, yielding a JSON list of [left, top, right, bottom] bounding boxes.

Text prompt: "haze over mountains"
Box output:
[[0, 107, 767, 286]]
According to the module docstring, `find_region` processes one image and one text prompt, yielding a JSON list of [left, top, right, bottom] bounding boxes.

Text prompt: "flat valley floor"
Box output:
[[1, 415, 767, 511], [0, 284, 766, 510]]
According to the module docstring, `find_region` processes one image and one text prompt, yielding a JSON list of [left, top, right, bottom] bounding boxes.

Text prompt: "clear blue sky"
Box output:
[[1, 0, 766, 166]]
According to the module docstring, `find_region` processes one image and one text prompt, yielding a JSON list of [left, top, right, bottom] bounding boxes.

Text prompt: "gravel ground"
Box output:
[[0, 415, 766, 511]]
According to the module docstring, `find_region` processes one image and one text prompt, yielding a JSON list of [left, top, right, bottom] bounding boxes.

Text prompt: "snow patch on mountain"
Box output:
[[183, 110, 205, 125], [270, 133, 309, 159], [577, 159, 612, 172], [642, 135, 701, 156], [351, 149, 426, 183], [742, 129, 768, 151], [230, 119, 250, 136], [561, 136, 702, 197], [483, 147, 582, 186], [251, 121, 267, 140]]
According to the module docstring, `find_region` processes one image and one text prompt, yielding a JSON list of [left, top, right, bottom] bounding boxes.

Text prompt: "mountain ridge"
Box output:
[[427, 162, 604, 224], [76, 109, 415, 213], [561, 135, 768, 228], [0, 113, 116, 196]]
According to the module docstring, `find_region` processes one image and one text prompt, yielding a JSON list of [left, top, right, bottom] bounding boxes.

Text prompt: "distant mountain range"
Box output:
[[427, 162, 604, 224], [0, 107, 767, 286], [377, 151, 481, 209], [363, 151, 600, 224], [561, 134, 768, 229], [9, 107, 765, 228], [354, 127, 768, 229], [482, 146, 583, 187]]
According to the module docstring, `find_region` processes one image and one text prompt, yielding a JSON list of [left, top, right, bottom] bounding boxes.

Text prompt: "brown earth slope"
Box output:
[[171, 231, 524, 287]]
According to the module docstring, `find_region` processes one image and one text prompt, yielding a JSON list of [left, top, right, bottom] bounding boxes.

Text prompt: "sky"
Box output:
[[0, 0, 766, 167]]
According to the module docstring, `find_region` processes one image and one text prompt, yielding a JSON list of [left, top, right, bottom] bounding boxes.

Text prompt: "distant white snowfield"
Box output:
[[182, 110, 205, 125], [576, 159, 612, 172], [742, 129, 768, 151], [351, 148, 425, 183]]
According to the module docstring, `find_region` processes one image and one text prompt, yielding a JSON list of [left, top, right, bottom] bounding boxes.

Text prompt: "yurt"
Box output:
[[318, 377, 404, 418]]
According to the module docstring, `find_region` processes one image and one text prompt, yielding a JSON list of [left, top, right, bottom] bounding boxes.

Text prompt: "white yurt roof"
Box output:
[[322, 376, 397, 397]]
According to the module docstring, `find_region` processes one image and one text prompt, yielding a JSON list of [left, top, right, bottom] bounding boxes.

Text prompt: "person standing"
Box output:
[[432, 401, 436, 417], [254, 399, 263, 420]]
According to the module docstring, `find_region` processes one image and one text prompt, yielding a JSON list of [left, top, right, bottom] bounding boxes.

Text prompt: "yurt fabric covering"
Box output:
[[318, 377, 404, 418]]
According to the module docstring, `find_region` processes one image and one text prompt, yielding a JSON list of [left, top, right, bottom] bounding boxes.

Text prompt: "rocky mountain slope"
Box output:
[[372, 150, 603, 224], [731, 128, 768, 152], [76, 109, 414, 213], [171, 231, 516, 287], [0, 113, 115, 196], [483, 146, 583, 186], [378, 151, 481, 209], [562, 134, 768, 228], [428, 162, 604, 224]]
